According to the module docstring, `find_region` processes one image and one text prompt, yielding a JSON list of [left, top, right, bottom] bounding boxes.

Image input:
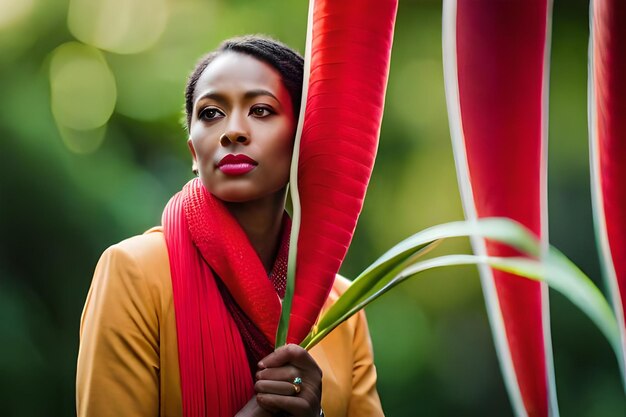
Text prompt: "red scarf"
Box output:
[[162, 178, 288, 416]]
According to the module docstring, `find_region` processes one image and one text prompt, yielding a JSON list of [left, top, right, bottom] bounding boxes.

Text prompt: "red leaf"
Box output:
[[444, 1, 555, 416], [287, 0, 398, 344], [590, 0, 626, 377]]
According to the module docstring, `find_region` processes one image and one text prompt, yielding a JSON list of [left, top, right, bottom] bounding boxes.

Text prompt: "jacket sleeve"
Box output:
[[76, 244, 160, 417], [349, 309, 384, 417]]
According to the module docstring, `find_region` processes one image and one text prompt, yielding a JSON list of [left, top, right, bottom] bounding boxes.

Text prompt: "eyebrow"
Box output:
[[195, 89, 279, 107]]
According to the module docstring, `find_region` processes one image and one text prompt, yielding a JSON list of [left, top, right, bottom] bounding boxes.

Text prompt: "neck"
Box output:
[[224, 190, 286, 273]]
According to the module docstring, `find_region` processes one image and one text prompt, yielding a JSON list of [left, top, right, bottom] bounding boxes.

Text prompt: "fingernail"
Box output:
[[257, 361, 265, 369]]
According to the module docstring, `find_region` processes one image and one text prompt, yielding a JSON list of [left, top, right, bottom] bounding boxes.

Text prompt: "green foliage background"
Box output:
[[0, 0, 623, 415]]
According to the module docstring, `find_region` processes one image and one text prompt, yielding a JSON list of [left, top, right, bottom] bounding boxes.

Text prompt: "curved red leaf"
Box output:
[[444, 1, 555, 416], [287, 0, 398, 344], [590, 0, 626, 379]]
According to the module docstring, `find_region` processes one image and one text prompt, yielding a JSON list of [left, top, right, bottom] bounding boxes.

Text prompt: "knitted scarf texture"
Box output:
[[162, 178, 290, 416]]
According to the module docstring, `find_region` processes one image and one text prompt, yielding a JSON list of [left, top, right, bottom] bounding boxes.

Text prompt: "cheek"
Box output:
[[264, 134, 293, 184], [278, 147, 294, 185], [278, 124, 296, 156], [190, 134, 217, 163], [260, 122, 294, 162], [275, 139, 294, 171]]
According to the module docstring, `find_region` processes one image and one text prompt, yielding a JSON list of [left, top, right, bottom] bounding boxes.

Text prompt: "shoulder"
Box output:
[[319, 275, 373, 350], [81, 227, 170, 338], [85, 228, 170, 324], [98, 227, 170, 289], [109, 227, 168, 268], [332, 274, 352, 294], [326, 274, 352, 304], [319, 274, 365, 335]]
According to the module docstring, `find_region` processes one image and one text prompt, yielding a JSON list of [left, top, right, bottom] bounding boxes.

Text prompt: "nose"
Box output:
[[220, 131, 249, 146], [220, 113, 250, 146]]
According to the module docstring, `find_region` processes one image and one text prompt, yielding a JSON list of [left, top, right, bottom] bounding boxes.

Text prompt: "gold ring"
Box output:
[[292, 383, 301, 395]]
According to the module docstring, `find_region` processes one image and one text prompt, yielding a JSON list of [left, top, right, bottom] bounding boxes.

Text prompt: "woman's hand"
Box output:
[[254, 344, 323, 417], [236, 397, 273, 417]]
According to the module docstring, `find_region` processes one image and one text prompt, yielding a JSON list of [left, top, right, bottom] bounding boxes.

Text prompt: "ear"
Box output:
[[187, 137, 198, 174]]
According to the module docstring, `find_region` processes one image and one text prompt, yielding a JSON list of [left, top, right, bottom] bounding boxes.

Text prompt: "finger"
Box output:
[[258, 344, 319, 371], [256, 393, 317, 416], [255, 380, 301, 396], [256, 365, 299, 383], [254, 395, 281, 415], [238, 397, 273, 417]]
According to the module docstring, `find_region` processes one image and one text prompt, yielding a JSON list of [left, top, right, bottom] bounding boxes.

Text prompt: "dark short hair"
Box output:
[[184, 35, 304, 130]]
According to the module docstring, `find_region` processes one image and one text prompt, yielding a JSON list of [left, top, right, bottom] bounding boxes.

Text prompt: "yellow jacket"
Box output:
[[77, 229, 384, 416]]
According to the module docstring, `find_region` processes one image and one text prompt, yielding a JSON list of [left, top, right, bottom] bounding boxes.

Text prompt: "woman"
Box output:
[[76, 36, 383, 417]]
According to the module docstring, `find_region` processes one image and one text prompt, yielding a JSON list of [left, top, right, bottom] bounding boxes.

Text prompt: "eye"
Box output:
[[199, 107, 224, 121], [250, 106, 274, 118]]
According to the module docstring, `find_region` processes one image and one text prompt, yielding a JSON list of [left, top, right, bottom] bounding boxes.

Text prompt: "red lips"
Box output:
[[217, 154, 258, 175]]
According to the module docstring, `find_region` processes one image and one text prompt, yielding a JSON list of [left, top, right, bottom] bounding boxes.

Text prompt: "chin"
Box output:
[[214, 192, 255, 203], [206, 187, 252, 203], [218, 188, 289, 206], [204, 182, 259, 203], [200, 176, 288, 205]]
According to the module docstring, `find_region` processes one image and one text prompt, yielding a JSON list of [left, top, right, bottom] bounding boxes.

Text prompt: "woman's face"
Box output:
[[188, 52, 296, 203]]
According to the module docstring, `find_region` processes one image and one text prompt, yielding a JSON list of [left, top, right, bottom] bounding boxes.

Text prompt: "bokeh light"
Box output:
[[67, 0, 169, 54], [57, 124, 107, 155], [106, 1, 218, 121], [49, 42, 116, 150], [0, 0, 35, 30]]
